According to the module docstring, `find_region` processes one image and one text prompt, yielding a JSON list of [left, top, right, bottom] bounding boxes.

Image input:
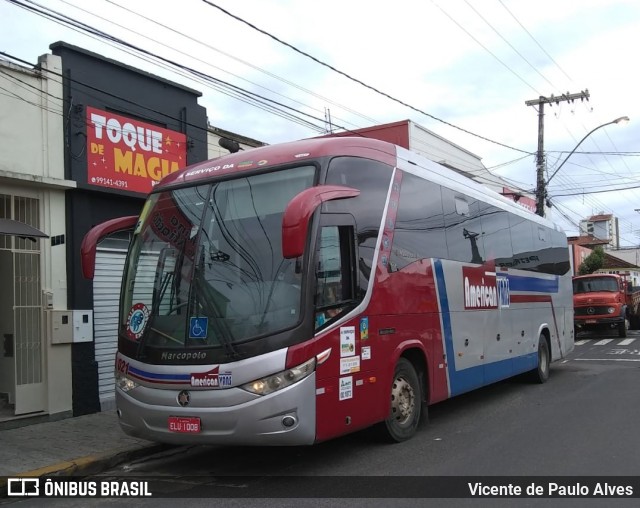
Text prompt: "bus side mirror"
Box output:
[[80, 216, 139, 279], [282, 185, 359, 259]]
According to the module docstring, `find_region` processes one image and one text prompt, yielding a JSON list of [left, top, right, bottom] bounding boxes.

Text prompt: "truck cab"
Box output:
[[572, 273, 635, 338]]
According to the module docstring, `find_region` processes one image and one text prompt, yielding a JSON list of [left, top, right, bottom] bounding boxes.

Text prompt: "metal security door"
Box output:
[[12, 196, 45, 415]]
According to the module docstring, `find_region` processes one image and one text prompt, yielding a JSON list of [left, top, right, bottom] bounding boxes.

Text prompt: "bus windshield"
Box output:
[[120, 166, 316, 350]]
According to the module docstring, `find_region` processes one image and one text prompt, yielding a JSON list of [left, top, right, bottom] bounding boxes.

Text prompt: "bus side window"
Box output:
[[314, 225, 356, 328], [391, 172, 446, 270], [479, 203, 512, 266], [442, 188, 485, 264]]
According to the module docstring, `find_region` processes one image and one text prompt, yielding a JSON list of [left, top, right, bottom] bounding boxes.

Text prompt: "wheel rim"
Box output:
[[390, 375, 415, 425]]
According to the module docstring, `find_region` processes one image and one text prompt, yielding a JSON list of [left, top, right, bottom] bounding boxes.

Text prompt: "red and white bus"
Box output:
[[82, 136, 574, 445]]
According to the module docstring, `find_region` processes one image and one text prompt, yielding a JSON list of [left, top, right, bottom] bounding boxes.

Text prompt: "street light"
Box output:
[[536, 116, 630, 216]]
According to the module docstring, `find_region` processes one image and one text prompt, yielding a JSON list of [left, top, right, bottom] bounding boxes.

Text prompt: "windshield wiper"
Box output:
[[192, 246, 242, 361]]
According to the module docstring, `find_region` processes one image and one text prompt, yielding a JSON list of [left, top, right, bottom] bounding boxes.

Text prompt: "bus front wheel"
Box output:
[[379, 358, 421, 442]]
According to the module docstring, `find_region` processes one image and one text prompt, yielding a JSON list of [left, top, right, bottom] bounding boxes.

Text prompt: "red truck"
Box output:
[[573, 273, 640, 338]]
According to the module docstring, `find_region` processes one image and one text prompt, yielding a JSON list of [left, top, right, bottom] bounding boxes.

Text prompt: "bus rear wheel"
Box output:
[[379, 358, 421, 442], [530, 334, 550, 384]]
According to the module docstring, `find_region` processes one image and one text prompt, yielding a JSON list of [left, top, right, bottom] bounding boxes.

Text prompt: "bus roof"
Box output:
[[157, 136, 397, 190], [155, 135, 562, 233]]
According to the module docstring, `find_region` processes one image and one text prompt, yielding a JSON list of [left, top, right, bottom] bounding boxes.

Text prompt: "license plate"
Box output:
[[168, 416, 201, 433], [585, 319, 597, 324]]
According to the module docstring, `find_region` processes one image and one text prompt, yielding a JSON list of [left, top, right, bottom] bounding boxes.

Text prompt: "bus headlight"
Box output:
[[607, 307, 615, 314], [241, 358, 315, 396], [116, 372, 139, 393]]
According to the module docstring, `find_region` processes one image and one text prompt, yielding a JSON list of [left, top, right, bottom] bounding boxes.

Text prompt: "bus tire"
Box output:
[[379, 357, 421, 442], [530, 334, 550, 384]]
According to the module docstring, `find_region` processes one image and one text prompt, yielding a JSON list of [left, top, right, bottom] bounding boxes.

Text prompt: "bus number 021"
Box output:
[[116, 358, 129, 375]]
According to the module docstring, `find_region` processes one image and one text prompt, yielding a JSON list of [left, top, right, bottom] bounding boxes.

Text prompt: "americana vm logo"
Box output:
[[462, 265, 511, 310], [190, 366, 232, 388]]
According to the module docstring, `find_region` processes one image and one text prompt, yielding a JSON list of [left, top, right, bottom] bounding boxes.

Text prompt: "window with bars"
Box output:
[[0, 194, 41, 251]]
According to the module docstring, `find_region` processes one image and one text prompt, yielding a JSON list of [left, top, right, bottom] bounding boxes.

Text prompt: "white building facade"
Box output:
[[207, 124, 265, 159], [580, 213, 620, 249], [0, 54, 76, 419]]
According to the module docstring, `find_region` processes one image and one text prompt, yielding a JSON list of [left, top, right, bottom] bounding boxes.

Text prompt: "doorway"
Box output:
[[0, 194, 45, 416]]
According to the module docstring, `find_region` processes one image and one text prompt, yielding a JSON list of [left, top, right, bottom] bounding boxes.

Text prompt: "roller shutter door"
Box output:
[[93, 247, 127, 411]]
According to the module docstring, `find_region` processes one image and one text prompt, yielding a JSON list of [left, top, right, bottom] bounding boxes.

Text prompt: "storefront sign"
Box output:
[[86, 106, 187, 194]]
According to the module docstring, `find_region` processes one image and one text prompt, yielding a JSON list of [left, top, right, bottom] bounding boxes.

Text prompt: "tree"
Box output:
[[578, 246, 606, 275]]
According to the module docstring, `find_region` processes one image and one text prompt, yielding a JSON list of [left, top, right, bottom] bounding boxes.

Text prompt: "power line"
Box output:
[[462, 0, 558, 91], [498, 0, 574, 83], [2, 50, 295, 159], [546, 151, 640, 156], [545, 117, 640, 234], [102, 0, 380, 128], [432, 0, 540, 95], [200, 0, 531, 155], [553, 200, 639, 247], [494, 0, 633, 222], [3, 0, 347, 136], [54, 0, 371, 133], [552, 182, 640, 197]]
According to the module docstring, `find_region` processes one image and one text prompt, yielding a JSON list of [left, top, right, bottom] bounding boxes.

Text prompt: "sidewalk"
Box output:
[[0, 410, 168, 479]]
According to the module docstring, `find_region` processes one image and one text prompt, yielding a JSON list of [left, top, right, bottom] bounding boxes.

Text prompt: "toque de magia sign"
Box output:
[[86, 106, 187, 195]]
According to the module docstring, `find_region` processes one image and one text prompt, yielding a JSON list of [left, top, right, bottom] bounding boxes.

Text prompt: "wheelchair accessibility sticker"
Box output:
[[189, 317, 208, 339]]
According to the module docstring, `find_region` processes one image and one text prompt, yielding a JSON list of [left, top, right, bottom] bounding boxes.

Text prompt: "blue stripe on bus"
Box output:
[[434, 261, 545, 396], [128, 366, 190, 382], [434, 259, 474, 396], [513, 351, 538, 373], [506, 273, 559, 293]]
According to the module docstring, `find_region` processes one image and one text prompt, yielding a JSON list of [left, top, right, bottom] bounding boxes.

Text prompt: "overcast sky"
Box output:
[[2, 0, 639, 244]]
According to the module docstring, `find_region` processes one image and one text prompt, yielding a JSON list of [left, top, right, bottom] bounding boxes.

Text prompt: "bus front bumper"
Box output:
[[116, 373, 317, 446]]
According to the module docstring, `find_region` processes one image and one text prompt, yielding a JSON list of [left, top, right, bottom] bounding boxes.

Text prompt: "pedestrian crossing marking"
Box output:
[[574, 358, 640, 362], [575, 338, 636, 346]]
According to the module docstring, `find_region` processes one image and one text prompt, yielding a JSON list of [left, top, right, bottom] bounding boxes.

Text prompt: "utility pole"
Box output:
[[525, 90, 590, 216], [324, 107, 333, 134]]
